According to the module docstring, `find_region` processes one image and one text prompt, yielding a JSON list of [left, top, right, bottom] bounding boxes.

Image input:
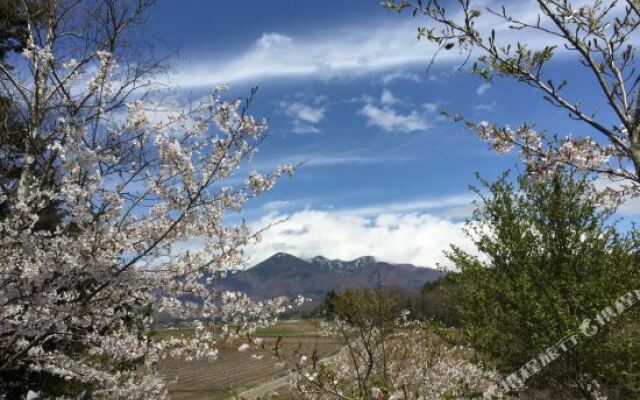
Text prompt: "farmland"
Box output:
[[160, 320, 342, 400]]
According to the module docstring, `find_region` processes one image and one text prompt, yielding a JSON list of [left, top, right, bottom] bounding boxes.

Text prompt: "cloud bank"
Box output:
[[244, 210, 474, 269], [172, 23, 437, 86], [241, 192, 479, 268], [170, 1, 569, 86]]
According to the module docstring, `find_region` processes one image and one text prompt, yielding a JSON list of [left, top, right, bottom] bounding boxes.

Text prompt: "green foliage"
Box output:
[[411, 274, 461, 327], [448, 169, 640, 398], [315, 279, 462, 327], [331, 287, 405, 332], [316, 289, 339, 319]]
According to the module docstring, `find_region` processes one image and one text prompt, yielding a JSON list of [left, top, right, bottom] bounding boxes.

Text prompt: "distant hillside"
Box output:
[[214, 252, 442, 300]]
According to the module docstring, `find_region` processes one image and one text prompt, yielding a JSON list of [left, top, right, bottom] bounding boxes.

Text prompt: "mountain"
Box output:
[[214, 252, 442, 300], [310, 255, 377, 271]]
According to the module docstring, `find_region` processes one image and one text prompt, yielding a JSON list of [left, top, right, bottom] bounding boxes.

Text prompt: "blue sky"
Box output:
[[147, 0, 639, 267]]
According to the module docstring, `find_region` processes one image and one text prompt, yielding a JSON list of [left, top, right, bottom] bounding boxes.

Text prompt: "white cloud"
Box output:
[[291, 121, 322, 135], [245, 209, 475, 268], [169, 2, 570, 86], [614, 197, 640, 216], [172, 192, 481, 269], [380, 88, 400, 105], [290, 121, 321, 134], [381, 71, 421, 85], [172, 25, 437, 86], [254, 32, 292, 50], [261, 200, 291, 212], [281, 101, 325, 124], [476, 82, 491, 96], [243, 191, 478, 268], [336, 192, 477, 217], [359, 90, 435, 133], [278, 97, 327, 134], [423, 101, 443, 113], [247, 150, 409, 173], [359, 103, 428, 132], [473, 100, 498, 113], [593, 178, 640, 216], [304, 154, 391, 166]]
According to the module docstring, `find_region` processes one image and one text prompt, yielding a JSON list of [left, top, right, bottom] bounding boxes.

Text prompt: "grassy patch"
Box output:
[[209, 383, 258, 400], [210, 391, 235, 400]]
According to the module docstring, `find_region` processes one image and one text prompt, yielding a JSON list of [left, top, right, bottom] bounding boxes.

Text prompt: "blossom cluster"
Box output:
[[466, 120, 632, 185]]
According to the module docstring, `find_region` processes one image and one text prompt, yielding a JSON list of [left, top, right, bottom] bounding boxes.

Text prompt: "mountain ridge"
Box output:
[[214, 252, 442, 300]]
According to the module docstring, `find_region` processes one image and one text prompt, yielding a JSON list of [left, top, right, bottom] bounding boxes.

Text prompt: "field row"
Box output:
[[162, 335, 342, 400]]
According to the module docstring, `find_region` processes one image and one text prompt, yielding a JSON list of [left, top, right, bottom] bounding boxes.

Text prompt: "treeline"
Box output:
[[313, 276, 460, 327]]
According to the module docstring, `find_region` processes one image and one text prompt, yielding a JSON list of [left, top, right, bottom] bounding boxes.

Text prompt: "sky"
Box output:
[[146, 0, 640, 268]]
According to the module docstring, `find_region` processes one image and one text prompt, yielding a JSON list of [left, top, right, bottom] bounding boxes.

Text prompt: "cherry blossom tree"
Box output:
[[292, 326, 499, 400], [0, 1, 295, 398], [289, 289, 500, 400], [385, 0, 640, 196]]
